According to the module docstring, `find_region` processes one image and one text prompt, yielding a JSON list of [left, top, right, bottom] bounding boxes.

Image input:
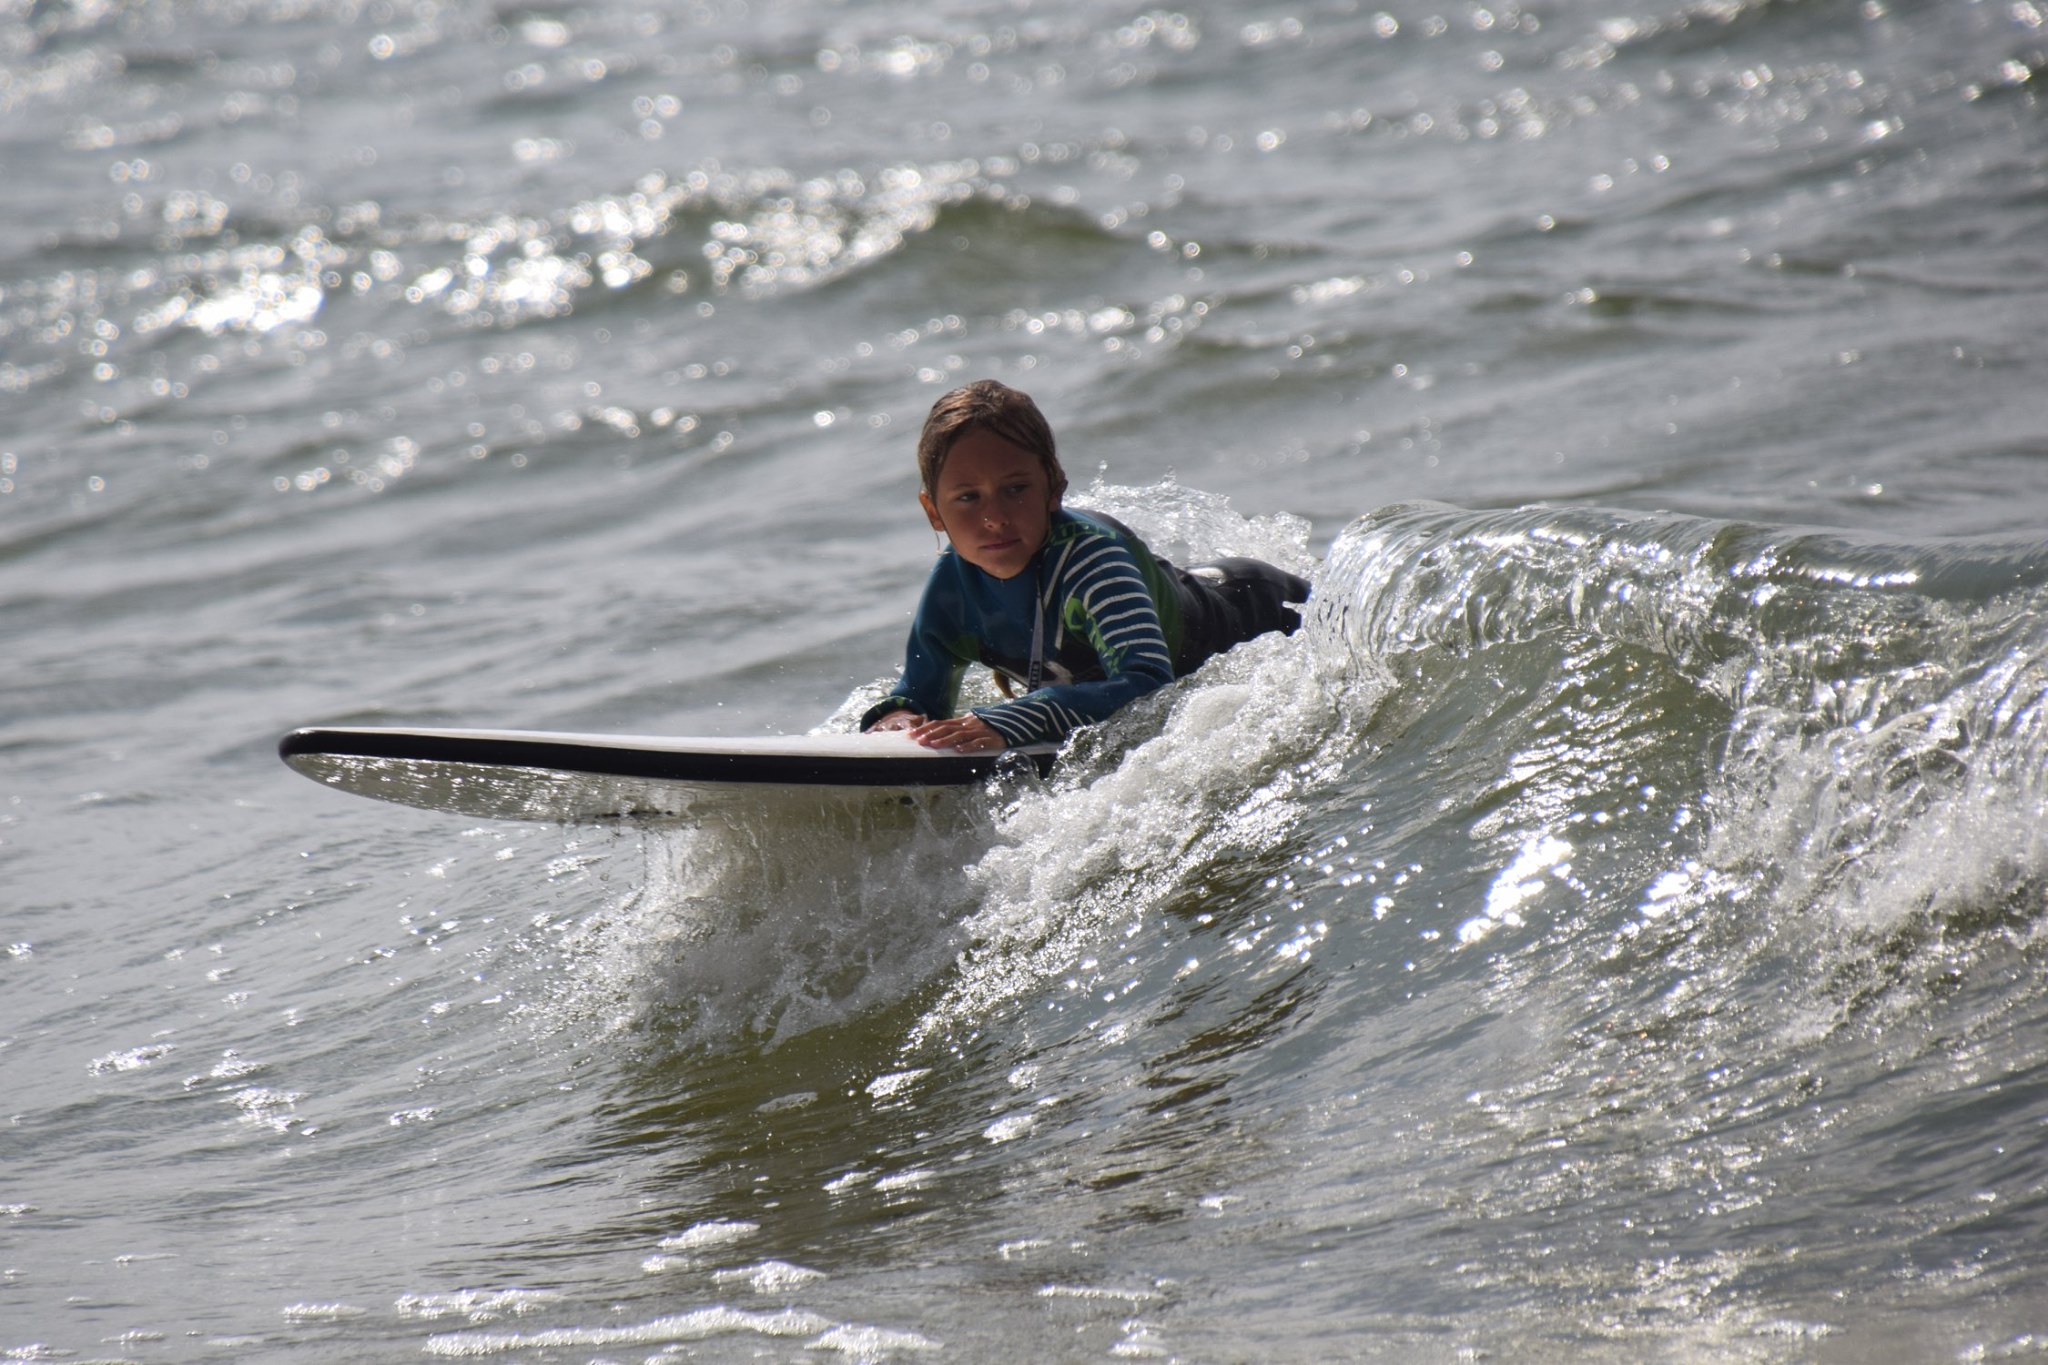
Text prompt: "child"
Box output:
[[862, 379, 1311, 752]]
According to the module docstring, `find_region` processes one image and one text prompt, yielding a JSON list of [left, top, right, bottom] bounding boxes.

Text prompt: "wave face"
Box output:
[[934, 500, 2048, 1029]]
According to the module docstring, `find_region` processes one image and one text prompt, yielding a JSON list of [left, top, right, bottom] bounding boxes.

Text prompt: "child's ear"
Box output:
[[919, 490, 946, 533]]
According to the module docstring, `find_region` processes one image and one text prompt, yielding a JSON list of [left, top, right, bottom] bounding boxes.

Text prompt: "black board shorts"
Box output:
[[1170, 558, 1312, 676]]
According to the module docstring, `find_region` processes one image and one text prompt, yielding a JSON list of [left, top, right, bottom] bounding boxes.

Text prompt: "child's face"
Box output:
[[919, 427, 1060, 581]]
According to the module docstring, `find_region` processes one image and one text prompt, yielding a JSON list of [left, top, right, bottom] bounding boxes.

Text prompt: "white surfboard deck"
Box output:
[[278, 725, 1058, 825]]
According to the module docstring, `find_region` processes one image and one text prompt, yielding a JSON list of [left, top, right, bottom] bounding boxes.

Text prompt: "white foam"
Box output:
[[712, 1260, 826, 1293], [1037, 1284, 1164, 1304], [396, 1288, 562, 1323], [806, 1323, 943, 1354], [657, 1219, 760, 1252], [423, 1306, 832, 1356], [282, 1302, 366, 1321]]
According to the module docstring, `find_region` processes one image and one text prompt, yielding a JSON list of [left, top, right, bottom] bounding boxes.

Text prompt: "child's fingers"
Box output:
[[909, 716, 1003, 752]]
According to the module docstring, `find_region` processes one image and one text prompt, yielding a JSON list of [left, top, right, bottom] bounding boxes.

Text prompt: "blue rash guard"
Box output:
[[861, 509, 1185, 747]]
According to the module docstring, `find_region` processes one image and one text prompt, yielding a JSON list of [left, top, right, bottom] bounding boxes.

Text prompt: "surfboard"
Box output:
[[278, 726, 1059, 825]]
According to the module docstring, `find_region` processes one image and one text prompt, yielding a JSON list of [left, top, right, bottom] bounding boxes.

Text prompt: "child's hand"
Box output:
[[908, 715, 1006, 752], [867, 710, 924, 732]]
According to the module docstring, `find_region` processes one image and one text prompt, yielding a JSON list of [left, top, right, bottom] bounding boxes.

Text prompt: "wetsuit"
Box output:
[[859, 509, 1311, 747]]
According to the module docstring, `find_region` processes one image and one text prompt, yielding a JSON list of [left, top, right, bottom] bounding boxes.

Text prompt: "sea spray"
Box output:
[[543, 791, 999, 1052]]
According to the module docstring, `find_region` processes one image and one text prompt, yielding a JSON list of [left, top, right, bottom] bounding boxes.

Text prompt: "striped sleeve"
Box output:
[[970, 532, 1177, 746]]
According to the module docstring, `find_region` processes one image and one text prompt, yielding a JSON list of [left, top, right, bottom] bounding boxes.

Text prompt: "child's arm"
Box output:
[[859, 567, 971, 733]]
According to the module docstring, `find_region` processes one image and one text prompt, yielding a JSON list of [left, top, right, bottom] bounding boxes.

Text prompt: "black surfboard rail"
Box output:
[[278, 726, 1059, 789]]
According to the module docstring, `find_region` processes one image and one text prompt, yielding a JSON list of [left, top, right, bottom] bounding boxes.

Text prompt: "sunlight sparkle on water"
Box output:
[[1460, 834, 1573, 945]]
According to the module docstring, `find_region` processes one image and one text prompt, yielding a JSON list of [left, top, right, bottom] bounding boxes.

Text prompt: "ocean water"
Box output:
[[4, 0, 2048, 1358]]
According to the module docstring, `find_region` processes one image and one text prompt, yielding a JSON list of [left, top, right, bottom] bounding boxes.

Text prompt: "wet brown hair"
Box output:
[[916, 379, 1067, 498]]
